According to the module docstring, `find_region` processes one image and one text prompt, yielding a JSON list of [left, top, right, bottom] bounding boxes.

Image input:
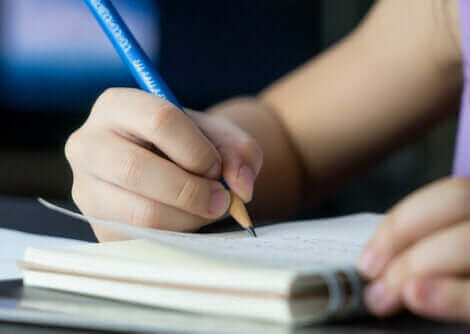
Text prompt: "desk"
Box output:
[[1, 196, 469, 333]]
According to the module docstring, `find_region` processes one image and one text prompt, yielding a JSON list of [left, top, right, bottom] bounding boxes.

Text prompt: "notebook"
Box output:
[[20, 200, 382, 326], [0, 227, 85, 281]]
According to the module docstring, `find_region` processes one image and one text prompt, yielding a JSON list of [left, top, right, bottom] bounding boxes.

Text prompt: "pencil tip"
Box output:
[[228, 191, 255, 234], [247, 227, 257, 238]]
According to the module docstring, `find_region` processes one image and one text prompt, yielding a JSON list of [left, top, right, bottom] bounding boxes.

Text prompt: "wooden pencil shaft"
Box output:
[[228, 191, 253, 230]]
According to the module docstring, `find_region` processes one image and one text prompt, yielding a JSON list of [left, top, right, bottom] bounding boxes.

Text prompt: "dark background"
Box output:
[[0, 0, 457, 219]]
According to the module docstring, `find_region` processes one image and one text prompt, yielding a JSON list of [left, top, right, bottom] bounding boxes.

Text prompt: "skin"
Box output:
[[65, 0, 470, 322]]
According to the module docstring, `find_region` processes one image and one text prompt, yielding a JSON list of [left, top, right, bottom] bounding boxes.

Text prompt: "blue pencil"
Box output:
[[83, 0, 255, 237]]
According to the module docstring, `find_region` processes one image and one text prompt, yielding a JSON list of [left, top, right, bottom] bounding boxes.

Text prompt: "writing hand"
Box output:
[[65, 88, 262, 241]]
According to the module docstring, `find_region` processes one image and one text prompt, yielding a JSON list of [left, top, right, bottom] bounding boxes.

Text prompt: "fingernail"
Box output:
[[238, 165, 256, 201], [358, 247, 385, 279], [364, 281, 400, 315], [207, 162, 221, 179], [406, 279, 436, 307], [209, 187, 230, 216], [416, 280, 435, 304]]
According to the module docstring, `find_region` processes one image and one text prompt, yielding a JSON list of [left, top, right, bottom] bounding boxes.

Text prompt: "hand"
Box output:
[[65, 88, 263, 241], [357, 177, 470, 322]]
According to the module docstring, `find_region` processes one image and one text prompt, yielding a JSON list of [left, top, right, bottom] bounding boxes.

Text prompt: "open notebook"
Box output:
[[21, 200, 382, 326]]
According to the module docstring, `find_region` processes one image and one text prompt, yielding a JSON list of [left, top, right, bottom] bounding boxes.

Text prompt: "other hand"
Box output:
[[358, 177, 470, 322]]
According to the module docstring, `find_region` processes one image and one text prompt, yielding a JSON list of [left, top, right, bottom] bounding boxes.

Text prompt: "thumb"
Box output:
[[186, 109, 263, 202], [219, 138, 262, 202]]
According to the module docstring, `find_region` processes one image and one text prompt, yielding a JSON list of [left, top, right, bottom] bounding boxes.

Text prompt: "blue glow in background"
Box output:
[[0, 0, 160, 111]]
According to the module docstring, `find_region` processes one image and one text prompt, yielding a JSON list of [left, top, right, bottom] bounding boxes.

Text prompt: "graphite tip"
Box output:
[[247, 226, 257, 238]]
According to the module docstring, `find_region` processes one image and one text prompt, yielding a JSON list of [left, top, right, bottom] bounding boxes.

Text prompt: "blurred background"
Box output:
[[0, 0, 458, 217]]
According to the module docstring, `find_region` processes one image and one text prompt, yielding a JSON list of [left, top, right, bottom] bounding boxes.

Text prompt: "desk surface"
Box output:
[[1, 196, 469, 333]]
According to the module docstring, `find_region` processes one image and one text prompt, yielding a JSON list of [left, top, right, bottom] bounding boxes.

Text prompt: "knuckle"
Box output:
[[100, 87, 118, 100], [237, 136, 263, 165], [175, 177, 202, 212], [65, 130, 83, 164], [148, 102, 177, 134], [132, 201, 162, 229], [98, 88, 121, 105], [92, 88, 119, 114], [191, 142, 219, 172], [117, 151, 143, 188], [237, 137, 257, 154]]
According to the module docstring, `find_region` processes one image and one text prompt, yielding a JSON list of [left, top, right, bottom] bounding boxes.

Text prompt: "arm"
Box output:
[[66, 0, 462, 239], [262, 0, 462, 195], [211, 0, 462, 218]]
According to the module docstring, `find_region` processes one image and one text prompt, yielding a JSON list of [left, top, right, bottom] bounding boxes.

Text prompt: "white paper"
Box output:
[[1, 286, 294, 334], [0, 228, 86, 280], [39, 199, 382, 270]]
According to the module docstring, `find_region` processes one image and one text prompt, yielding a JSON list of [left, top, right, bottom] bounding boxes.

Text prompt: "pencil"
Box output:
[[83, 0, 256, 237]]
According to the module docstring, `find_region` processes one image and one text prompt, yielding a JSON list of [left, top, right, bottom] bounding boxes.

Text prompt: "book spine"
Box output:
[[319, 266, 366, 320]]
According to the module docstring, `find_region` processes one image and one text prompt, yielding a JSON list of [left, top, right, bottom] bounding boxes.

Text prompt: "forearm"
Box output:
[[210, 0, 462, 219], [261, 0, 462, 197]]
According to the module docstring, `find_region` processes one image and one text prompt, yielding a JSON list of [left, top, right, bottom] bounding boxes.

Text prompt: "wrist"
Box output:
[[206, 96, 307, 220]]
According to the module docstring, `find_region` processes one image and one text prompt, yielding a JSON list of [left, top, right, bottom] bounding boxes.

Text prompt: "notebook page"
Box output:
[[39, 199, 382, 270], [0, 228, 86, 280]]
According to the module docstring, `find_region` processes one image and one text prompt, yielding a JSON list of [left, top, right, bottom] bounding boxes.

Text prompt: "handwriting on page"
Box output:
[[40, 200, 382, 270], [138, 214, 381, 269]]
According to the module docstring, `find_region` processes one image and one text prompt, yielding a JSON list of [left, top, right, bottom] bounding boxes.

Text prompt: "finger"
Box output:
[[66, 129, 230, 219], [358, 177, 470, 279], [91, 88, 222, 178], [72, 174, 208, 242], [403, 276, 470, 322], [363, 280, 402, 317], [382, 221, 470, 291], [187, 110, 263, 202]]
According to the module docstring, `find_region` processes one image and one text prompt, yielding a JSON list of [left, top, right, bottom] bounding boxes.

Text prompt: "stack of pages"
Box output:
[[21, 201, 381, 325]]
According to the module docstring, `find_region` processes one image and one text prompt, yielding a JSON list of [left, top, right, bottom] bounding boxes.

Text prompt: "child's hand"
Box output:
[[358, 177, 470, 322], [65, 88, 263, 241]]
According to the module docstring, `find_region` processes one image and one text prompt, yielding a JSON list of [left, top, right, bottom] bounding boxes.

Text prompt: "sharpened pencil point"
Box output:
[[247, 227, 257, 238], [228, 190, 256, 236]]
